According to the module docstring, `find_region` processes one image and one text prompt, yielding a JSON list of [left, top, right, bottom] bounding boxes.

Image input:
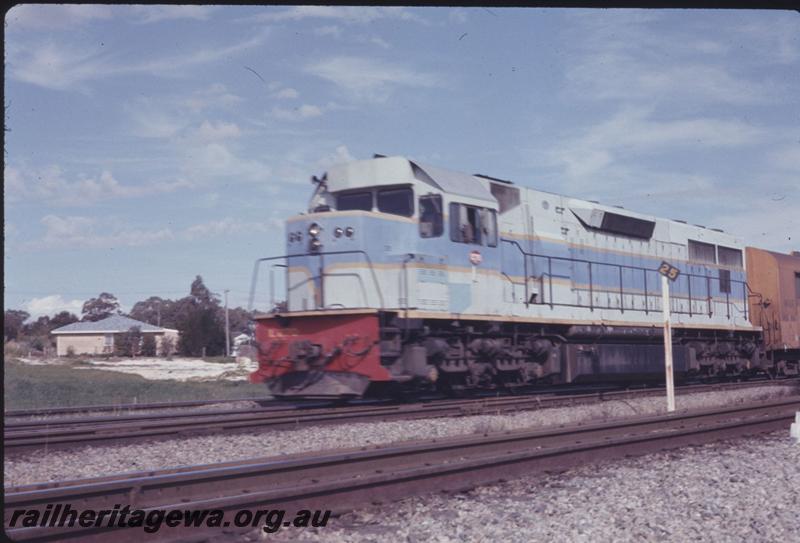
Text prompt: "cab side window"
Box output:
[[483, 209, 498, 247], [419, 194, 443, 238], [449, 203, 497, 246]]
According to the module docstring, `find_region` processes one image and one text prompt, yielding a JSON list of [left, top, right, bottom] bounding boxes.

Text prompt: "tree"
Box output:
[[4, 310, 30, 341], [177, 303, 226, 357], [190, 275, 218, 307], [141, 334, 157, 356], [50, 311, 79, 329], [115, 326, 142, 357], [82, 292, 121, 322], [129, 296, 173, 327], [227, 307, 254, 337], [22, 315, 51, 337], [176, 276, 225, 357]]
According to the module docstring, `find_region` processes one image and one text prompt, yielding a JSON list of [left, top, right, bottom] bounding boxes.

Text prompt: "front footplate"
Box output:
[[267, 370, 371, 399]]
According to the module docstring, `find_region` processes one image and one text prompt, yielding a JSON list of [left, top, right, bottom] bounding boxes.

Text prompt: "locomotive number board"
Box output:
[[658, 261, 681, 282]]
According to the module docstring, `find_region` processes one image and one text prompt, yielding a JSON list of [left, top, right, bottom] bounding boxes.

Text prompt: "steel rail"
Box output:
[[3, 397, 277, 418], [5, 380, 798, 454], [5, 396, 798, 542]]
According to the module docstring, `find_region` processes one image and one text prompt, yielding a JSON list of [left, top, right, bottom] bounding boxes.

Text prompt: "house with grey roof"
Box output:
[[51, 315, 179, 356]]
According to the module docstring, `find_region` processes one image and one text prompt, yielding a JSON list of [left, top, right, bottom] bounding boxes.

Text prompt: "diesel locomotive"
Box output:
[[248, 156, 800, 398]]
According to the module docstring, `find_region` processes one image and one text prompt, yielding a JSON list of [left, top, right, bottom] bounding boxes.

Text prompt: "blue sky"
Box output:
[[4, 6, 799, 318]]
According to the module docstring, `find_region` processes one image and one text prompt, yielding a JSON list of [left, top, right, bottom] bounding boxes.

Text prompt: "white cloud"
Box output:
[[306, 56, 441, 102], [733, 18, 800, 65], [183, 84, 243, 112], [128, 103, 187, 139], [566, 53, 777, 105], [316, 145, 357, 169], [32, 215, 283, 249], [129, 6, 218, 23], [6, 5, 114, 29], [313, 25, 342, 38], [271, 104, 324, 121], [38, 215, 175, 249], [5, 166, 192, 206], [769, 145, 800, 173], [183, 218, 281, 240], [270, 86, 300, 100], [311, 25, 391, 49], [272, 87, 299, 100], [709, 194, 798, 253], [561, 11, 791, 106], [251, 6, 426, 25], [195, 120, 242, 141], [540, 107, 763, 181], [25, 295, 84, 319], [6, 5, 218, 29], [180, 142, 273, 184], [366, 36, 390, 49], [9, 32, 268, 91], [449, 9, 469, 24]]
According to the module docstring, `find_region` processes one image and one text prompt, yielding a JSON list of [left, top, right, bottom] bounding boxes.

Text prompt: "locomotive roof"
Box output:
[[326, 156, 495, 203], [324, 156, 739, 244]]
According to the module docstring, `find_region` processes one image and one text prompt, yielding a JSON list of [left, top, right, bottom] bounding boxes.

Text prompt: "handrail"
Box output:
[[500, 238, 747, 318], [248, 250, 385, 312]]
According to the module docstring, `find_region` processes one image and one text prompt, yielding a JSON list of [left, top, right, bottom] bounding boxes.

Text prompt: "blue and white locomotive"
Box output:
[[250, 155, 763, 397]]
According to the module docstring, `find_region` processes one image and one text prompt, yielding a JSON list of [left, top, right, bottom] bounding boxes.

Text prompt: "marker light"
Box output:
[[308, 223, 321, 237], [310, 239, 323, 251], [345, 226, 355, 238], [334, 227, 343, 238]]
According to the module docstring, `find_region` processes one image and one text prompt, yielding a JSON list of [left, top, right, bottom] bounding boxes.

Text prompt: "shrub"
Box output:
[[115, 327, 143, 357], [66, 345, 76, 358], [141, 334, 157, 357], [160, 335, 175, 359]]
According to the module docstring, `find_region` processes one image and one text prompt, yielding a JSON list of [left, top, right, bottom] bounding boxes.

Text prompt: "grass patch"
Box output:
[[3, 359, 270, 411]]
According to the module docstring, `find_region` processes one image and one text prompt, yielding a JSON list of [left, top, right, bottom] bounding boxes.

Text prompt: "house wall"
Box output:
[[56, 335, 110, 356], [56, 330, 180, 356]]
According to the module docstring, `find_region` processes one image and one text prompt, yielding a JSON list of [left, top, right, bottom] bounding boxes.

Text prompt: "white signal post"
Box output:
[[658, 260, 680, 413], [661, 274, 676, 412]]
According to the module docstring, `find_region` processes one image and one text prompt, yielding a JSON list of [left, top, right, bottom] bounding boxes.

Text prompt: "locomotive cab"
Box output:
[[250, 156, 502, 397], [280, 156, 501, 314]]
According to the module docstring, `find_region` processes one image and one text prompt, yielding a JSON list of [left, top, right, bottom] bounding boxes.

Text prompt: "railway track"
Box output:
[[5, 379, 798, 453], [5, 396, 798, 542], [3, 397, 277, 418]]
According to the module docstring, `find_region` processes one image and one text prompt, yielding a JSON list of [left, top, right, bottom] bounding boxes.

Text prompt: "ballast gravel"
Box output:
[[4, 385, 798, 488], [260, 431, 799, 543]]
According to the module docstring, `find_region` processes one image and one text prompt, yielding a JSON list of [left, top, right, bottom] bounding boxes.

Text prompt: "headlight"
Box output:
[[308, 223, 321, 237], [334, 227, 343, 238], [345, 226, 354, 238], [310, 238, 322, 251]]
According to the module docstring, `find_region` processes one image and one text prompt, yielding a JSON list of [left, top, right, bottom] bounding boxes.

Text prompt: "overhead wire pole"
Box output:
[[224, 289, 231, 358]]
